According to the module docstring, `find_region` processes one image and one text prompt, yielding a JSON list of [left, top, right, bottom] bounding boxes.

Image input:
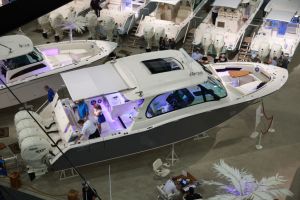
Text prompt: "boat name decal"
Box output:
[[190, 71, 203, 76]]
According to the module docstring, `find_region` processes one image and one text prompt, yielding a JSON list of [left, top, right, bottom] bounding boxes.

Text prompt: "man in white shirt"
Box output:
[[191, 49, 203, 61], [163, 179, 179, 196], [77, 119, 100, 142]]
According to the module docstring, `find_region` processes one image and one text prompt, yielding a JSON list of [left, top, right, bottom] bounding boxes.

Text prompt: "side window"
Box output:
[[146, 78, 227, 118]]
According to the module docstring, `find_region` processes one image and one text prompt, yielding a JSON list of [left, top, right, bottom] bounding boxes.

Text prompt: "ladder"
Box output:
[[237, 37, 252, 62], [181, 29, 196, 54]]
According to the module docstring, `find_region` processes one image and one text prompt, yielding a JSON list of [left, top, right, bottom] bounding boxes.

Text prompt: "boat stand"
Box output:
[[166, 143, 179, 166], [59, 168, 78, 180], [250, 100, 275, 150]]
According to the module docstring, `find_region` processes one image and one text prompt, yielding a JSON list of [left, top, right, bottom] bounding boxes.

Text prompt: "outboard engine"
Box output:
[[202, 32, 212, 56], [20, 136, 51, 177], [258, 42, 270, 60], [154, 27, 165, 47], [213, 34, 225, 58], [85, 11, 98, 39], [143, 24, 155, 50], [192, 23, 208, 45], [49, 12, 65, 42], [37, 14, 52, 39], [102, 16, 116, 41], [15, 110, 55, 178], [270, 43, 282, 59]]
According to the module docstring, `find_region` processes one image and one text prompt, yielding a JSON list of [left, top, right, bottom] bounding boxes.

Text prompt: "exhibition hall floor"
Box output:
[[0, 21, 299, 200]]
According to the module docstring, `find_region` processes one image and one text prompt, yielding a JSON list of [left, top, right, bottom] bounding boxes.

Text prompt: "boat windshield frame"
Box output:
[[4, 47, 44, 71]]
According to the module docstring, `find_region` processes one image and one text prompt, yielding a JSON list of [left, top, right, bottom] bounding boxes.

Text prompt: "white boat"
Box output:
[[98, 0, 155, 36], [193, 0, 263, 57], [135, 0, 208, 49], [250, 0, 300, 61], [0, 39, 117, 109], [13, 48, 287, 175], [37, 0, 91, 40]]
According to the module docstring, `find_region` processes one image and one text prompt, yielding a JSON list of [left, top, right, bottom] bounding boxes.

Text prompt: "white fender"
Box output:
[[270, 43, 282, 59], [154, 27, 165, 47], [213, 34, 225, 58], [143, 25, 155, 49]]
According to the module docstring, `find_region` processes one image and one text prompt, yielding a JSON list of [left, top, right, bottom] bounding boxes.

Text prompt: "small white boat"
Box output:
[[13, 48, 287, 175], [193, 0, 263, 57], [135, 0, 208, 49], [250, 0, 300, 61], [98, 0, 154, 36], [37, 0, 91, 40], [0, 39, 117, 109]]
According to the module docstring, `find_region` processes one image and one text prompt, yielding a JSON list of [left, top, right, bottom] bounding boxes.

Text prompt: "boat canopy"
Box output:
[[61, 63, 131, 101], [61, 49, 208, 101], [265, 10, 296, 22], [213, 0, 242, 9], [149, 0, 181, 5], [264, 0, 300, 13]]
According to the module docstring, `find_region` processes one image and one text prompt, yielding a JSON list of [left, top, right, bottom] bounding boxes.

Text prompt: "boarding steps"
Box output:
[[237, 37, 252, 62], [181, 29, 195, 54], [126, 23, 145, 48]]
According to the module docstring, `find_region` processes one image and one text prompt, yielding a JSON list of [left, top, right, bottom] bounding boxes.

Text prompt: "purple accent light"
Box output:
[[42, 48, 59, 56]]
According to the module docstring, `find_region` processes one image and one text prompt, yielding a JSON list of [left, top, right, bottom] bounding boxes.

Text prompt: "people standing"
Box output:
[[219, 53, 228, 62], [76, 99, 89, 120], [211, 6, 219, 25], [44, 85, 55, 103], [169, 38, 176, 49], [90, 0, 102, 17], [82, 182, 98, 200], [77, 118, 100, 141], [93, 104, 106, 133], [184, 187, 203, 200]]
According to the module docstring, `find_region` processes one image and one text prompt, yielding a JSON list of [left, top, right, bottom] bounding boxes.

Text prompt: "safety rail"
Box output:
[[135, 14, 144, 35], [127, 15, 135, 35]]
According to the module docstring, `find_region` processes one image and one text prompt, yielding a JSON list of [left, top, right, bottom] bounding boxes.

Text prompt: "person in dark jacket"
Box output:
[[90, 0, 102, 17], [184, 187, 203, 200]]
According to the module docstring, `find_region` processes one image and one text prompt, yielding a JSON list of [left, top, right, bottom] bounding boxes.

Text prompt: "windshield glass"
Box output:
[[4, 47, 43, 70]]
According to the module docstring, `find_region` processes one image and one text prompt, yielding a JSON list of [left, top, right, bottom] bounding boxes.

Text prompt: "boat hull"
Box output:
[[50, 100, 254, 170]]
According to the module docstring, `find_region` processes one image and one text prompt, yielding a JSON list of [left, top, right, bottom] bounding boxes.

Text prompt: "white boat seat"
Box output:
[[235, 80, 262, 94], [60, 49, 87, 55], [153, 158, 170, 177]]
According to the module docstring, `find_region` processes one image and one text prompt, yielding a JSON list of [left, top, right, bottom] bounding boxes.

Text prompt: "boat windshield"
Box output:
[[4, 47, 43, 70]]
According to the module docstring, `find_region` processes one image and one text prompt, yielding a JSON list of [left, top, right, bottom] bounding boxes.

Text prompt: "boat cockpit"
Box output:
[[0, 47, 45, 83], [148, 0, 193, 24], [212, 0, 261, 33], [52, 92, 144, 144], [146, 76, 227, 118]]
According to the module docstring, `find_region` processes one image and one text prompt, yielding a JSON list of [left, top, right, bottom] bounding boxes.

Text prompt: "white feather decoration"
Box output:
[[205, 160, 293, 200]]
